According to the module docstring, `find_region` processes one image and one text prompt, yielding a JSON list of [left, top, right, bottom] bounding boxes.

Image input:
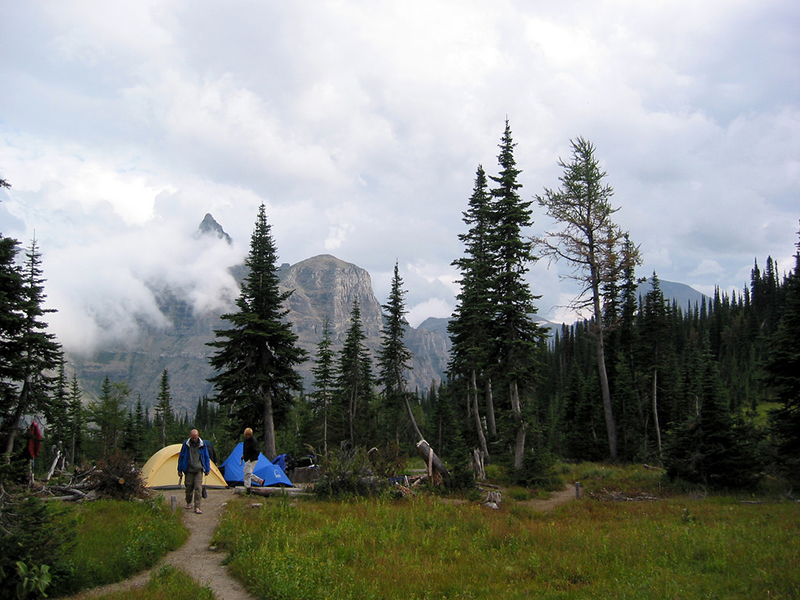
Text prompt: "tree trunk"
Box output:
[[652, 370, 662, 458], [416, 439, 449, 483], [348, 386, 357, 447], [263, 390, 276, 461], [510, 380, 526, 470], [485, 377, 496, 437], [403, 394, 424, 441], [322, 398, 328, 456], [3, 381, 30, 460], [471, 371, 489, 458], [471, 447, 486, 480], [592, 284, 618, 461]]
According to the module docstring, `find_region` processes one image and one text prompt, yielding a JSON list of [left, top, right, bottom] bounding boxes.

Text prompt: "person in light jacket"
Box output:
[[241, 427, 260, 490], [177, 429, 210, 514]]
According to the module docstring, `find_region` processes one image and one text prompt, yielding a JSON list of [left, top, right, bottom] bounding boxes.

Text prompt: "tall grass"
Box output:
[[55, 496, 188, 596], [214, 494, 800, 599]]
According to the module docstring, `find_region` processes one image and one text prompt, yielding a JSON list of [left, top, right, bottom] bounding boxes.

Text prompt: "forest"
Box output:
[[1, 120, 799, 494]]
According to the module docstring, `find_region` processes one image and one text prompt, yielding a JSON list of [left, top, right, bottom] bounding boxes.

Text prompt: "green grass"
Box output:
[[55, 496, 188, 596], [70, 565, 215, 600], [213, 492, 800, 599]]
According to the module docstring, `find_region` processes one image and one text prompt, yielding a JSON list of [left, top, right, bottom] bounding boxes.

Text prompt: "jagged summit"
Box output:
[[196, 213, 232, 244]]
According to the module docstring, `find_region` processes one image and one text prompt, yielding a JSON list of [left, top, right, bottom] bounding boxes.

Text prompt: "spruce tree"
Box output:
[[766, 226, 800, 482], [487, 119, 546, 470], [333, 300, 374, 448], [377, 262, 420, 442], [67, 375, 84, 466], [310, 318, 336, 454], [2, 237, 62, 457], [449, 165, 497, 452], [153, 369, 173, 448], [208, 204, 306, 460], [664, 344, 763, 489], [87, 377, 129, 457]]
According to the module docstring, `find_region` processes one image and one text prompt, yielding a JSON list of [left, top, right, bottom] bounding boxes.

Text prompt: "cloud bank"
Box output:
[[1, 0, 797, 352]]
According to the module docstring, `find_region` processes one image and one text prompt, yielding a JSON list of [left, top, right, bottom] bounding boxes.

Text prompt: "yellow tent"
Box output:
[[141, 443, 228, 489]]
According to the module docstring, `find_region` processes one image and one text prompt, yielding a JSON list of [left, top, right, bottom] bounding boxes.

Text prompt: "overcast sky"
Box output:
[[1, 0, 798, 355]]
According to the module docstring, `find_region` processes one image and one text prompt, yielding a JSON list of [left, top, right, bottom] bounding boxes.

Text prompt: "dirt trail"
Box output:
[[69, 488, 256, 600], [516, 484, 577, 511]]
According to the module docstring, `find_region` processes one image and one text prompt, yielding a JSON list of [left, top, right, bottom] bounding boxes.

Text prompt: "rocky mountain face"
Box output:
[[67, 237, 452, 416]]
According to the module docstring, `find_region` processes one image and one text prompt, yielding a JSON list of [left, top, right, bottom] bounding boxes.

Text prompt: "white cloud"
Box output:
[[1, 0, 798, 352], [407, 298, 454, 328]]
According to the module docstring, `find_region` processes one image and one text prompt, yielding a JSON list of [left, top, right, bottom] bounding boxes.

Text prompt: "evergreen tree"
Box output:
[[310, 318, 336, 454], [535, 137, 641, 461], [0, 236, 24, 421], [766, 226, 800, 482], [48, 359, 71, 450], [664, 344, 763, 489], [153, 369, 173, 448], [487, 119, 546, 470], [1, 237, 62, 457], [377, 262, 420, 443], [449, 164, 497, 449], [639, 273, 671, 458], [333, 300, 374, 448], [87, 377, 129, 456], [67, 375, 84, 466], [208, 204, 306, 460]]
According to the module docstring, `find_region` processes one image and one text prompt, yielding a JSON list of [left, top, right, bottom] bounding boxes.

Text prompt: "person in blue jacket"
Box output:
[[177, 429, 210, 514]]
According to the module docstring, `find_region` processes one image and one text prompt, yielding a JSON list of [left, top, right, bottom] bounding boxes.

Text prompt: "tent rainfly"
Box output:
[[220, 442, 294, 487], [141, 443, 228, 489]]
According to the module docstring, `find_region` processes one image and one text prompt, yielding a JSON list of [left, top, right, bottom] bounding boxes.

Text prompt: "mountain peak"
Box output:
[[196, 213, 232, 244]]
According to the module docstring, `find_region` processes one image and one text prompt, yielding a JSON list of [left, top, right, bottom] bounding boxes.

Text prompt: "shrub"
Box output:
[[513, 448, 561, 489], [314, 446, 388, 498], [0, 492, 74, 600]]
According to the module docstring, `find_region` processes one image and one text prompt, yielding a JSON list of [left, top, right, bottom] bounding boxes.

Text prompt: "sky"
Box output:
[[1, 0, 798, 356]]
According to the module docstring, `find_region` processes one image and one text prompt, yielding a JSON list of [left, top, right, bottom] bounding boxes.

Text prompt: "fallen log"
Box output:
[[416, 440, 449, 484]]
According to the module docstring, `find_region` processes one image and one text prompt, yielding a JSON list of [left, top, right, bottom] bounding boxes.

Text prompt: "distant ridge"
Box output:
[[636, 279, 708, 311]]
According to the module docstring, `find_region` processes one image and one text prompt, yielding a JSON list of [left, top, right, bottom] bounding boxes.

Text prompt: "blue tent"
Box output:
[[220, 442, 294, 487]]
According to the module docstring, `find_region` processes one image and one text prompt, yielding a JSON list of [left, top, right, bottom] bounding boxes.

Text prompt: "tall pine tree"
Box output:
[[208, 204, 306, 460], [487, 119, 546, 471], [310, 318, 336, 454], [2, 237, 62, 457], [449, 165, 496, 456], [377, 262, 420, 442], [333, 300, 374, 448], [766, 226, 800, 482]]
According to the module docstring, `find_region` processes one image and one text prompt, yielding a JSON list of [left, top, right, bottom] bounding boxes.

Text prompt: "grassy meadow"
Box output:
[[48, 464, 800, 599], [211, 468, 800, 600]]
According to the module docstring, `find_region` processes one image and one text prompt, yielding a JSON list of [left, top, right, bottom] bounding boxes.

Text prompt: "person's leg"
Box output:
[[184, 472, 195, 508], [192, 473, 203, 510], [244, 460, 254, 489]]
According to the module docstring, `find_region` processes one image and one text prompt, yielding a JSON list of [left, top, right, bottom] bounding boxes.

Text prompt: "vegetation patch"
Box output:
[[69, 565, 215, 600], [54, 496, 188, 596], [213, 492, 800, 599]]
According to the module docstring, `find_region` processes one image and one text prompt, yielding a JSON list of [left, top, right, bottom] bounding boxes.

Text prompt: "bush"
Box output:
[[314, 446, 388, 498], [0, 492, 74, 600], [513, 448, 561, 489]]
